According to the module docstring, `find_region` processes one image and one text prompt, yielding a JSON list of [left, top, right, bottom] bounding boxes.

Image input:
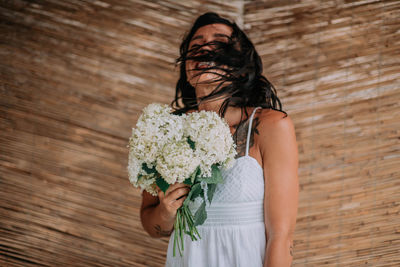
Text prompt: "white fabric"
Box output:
[[165, 107, 265, 267]]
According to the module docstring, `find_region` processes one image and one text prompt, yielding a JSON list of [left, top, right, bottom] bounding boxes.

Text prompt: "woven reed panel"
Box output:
[[1, 0, 399, 266], [0, 0, 242, 266], [244, 0, 400, 266]]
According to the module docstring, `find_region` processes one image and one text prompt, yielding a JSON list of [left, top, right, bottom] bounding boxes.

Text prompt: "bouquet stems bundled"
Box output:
[[159, 164, 222, 256], [174, 205, 198, 256]]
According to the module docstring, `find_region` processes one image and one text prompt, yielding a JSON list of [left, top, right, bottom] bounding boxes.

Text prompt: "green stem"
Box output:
[[173, 212, 178, 257], [173, 202, 203, 256], [174, 209, 183, 257], [180, 208, 184, 252]]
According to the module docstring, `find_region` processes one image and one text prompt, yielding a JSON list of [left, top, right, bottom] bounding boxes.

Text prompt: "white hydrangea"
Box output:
[[127, 150, 142, 184], [156, 140, 200, 184], [184, 110, 237, 177], [127, 103, 236, 195], [127, 151, 158, 196], [128, 103, 185, 163]]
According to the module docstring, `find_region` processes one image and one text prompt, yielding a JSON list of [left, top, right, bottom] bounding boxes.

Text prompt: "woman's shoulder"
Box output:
[[257, 108, 290, 124], [254, 108, 297, 160], [255, 108, 295, 143]]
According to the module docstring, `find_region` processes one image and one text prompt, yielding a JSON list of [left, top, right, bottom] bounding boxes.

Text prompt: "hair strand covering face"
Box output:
[[171, 12, 287, 135]]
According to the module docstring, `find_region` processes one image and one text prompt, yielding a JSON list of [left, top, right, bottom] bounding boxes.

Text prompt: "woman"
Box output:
[[140, 12, 299, 267]]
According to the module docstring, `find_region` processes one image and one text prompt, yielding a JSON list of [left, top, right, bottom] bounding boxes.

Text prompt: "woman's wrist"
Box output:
[[156, 204, 176, 225]]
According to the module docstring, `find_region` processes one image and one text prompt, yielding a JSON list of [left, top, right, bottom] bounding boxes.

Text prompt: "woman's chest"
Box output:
[[212, 156, 264, 203]]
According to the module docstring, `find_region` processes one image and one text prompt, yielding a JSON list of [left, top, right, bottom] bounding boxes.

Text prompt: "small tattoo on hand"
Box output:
[[154, 224, 173, 237]]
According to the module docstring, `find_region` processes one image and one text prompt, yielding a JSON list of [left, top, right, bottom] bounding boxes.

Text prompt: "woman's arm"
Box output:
[[258, 110, 299, 267], [141, 109, 195, 238], [140, 183, 190, 238]]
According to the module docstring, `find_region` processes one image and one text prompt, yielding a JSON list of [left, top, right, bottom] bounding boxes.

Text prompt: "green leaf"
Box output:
[[183, 183, 201, 206], [193, 201, 207, 226], [191, 166, 200, 184], [155, 177, 170, 193], [190, 183, 202, 200], [142, 162, 157, 174], [183, 177, 192, 185], [183, 196, 190, 206], [196, 165, 223, 184], [187, 137, 196, 150], [183, 166, 199, 186], [207, 183, 217, 204]]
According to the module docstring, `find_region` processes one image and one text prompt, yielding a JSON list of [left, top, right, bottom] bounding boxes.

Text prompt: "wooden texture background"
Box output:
[[1, 0, 399, 266]]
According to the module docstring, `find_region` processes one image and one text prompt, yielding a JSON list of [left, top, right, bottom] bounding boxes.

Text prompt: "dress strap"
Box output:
[[245, 107, 261, 156]]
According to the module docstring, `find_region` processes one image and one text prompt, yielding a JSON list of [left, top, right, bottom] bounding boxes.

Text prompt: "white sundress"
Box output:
[[165, 107, 266, 267]]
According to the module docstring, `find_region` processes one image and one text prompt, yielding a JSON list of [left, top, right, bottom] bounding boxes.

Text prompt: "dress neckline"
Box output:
[[235, 155, 263, 171]]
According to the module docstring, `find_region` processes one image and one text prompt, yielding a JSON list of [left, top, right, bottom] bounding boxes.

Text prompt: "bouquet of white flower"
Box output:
[[127, 103, 236, 256]]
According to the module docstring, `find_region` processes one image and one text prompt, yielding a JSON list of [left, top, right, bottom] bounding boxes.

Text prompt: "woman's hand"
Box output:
[[157, 183, 191, 222]]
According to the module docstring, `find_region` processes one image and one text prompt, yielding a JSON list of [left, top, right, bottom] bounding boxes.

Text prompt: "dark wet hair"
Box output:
[[171, 12, 287, 123]]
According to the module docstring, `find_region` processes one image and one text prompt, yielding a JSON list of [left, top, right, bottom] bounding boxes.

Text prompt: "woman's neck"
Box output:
[[197, 100, 250, 129], [195, 85, 254, 129]]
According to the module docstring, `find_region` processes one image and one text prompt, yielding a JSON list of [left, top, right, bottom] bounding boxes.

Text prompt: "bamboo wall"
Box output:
[[244, 0, 400, 266], [1, 0, 399, 266]]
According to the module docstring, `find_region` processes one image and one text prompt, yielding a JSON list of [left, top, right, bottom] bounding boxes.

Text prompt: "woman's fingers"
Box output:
[[173, 195, 187, 209], [157, 183, 183, 198], [156, 182, 191, 219], [168, 186, 190, 202], [165, 182, 189, 195], [157, 188, 164, 200]]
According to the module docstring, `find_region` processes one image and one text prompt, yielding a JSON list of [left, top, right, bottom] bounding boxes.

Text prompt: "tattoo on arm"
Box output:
[[233, 120, 248, 157], [233, 115, 260, 158], [154, 224, 173, 237]]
